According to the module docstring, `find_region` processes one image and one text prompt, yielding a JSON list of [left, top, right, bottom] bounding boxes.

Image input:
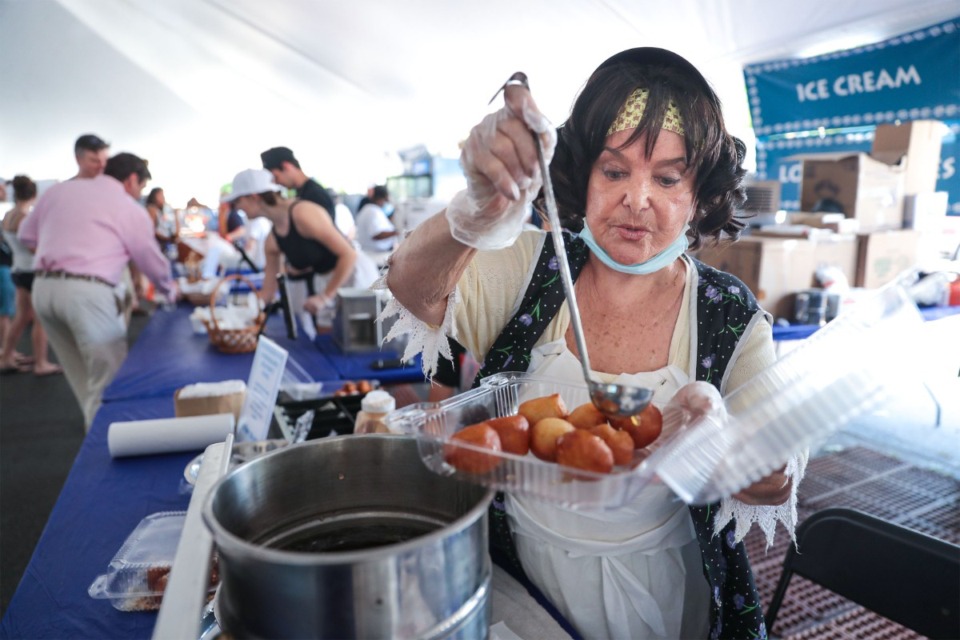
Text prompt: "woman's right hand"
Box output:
[[303, 293, 332, 315], [446, 78, 556, 250]]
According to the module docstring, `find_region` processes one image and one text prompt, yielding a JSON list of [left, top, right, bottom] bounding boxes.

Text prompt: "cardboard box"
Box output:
[[855, 229, 920, 289], [694, 234, 858, 319], [787, 212, 861, 234], [174, 384, 245, 422], [871, 120, 946, 196], [752, 224, 839, 240], [798, 152, 905, 232], [903, 192, 949, 232]]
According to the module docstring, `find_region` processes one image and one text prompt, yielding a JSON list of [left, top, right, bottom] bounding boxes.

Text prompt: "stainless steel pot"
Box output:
[[202, 435, 494, 639]]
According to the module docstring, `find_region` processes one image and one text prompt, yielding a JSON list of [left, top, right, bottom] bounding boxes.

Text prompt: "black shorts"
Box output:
[[11, 271, 34, 292]]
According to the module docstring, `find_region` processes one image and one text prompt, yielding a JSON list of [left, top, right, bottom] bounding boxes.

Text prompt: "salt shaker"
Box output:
[[354, 390, 396, 434]]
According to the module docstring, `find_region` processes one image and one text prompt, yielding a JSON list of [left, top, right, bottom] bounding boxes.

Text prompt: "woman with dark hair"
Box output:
[[384, 48, 804, 638], [0, 176, 61, 375], [222, 169, 357, 329], [145, 187, 179, 246]]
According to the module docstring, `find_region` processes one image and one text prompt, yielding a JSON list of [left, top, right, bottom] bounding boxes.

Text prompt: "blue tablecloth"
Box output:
[[314, 334, 426, 384], [772, 305, 960, 342], [0, 397, 191, 640], [102, 305, 340, 402]]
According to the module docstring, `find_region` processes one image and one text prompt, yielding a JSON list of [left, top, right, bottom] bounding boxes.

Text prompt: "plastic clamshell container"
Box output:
[[388, 282, 927, 509], [387, 372, 671, 509], [88, 511, 215, 611], [652, 282, 928, 504]]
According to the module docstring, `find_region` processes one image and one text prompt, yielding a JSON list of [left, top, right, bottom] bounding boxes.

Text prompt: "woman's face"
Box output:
[[584, 128, 696, 265], [233, 195, 260, 217]]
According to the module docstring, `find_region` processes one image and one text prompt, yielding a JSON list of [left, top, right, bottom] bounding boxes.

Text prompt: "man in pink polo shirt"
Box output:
[[18, 152, 177, 429]]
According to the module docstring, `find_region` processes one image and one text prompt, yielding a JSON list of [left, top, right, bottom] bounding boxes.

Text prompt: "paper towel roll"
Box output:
[[108, 413, 235, 458]]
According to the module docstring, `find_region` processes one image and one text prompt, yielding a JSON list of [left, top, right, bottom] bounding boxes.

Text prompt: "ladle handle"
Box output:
[[534, 137, 594, 380]]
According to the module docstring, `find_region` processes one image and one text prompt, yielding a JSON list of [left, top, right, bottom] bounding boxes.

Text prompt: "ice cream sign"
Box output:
[[796, 65, 922, 102], [744, 18, 959, 136]]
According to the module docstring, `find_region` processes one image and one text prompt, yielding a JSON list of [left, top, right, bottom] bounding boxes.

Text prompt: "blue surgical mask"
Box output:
[[579, 220, 689, 275], [382, 203, 395, 217]]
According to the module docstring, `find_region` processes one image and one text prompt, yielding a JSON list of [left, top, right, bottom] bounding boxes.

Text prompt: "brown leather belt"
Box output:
[[35, 269, 114, 288]]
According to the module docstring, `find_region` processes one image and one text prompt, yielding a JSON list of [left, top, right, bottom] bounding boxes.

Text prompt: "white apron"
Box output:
[[507, 340, 710, 639]]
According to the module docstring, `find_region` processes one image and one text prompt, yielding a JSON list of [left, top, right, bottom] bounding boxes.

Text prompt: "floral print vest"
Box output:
[[477, 231, 768, 640]]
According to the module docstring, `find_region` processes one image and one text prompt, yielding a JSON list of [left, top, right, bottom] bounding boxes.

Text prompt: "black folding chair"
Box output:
[[765, 507, 960, 639]]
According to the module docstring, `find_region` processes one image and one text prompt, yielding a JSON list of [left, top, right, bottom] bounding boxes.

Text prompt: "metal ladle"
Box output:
[[519, 75, 653, 418]]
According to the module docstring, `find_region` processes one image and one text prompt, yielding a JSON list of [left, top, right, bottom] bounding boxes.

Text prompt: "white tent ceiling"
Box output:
[[1, 0, 958, 205]]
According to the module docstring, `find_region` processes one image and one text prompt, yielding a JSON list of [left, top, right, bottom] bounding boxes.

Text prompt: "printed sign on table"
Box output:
[[236, 336, 289, 442]]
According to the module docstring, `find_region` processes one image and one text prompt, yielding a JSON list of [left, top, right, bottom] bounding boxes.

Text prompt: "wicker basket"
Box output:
[[202, 275, 265, 354]]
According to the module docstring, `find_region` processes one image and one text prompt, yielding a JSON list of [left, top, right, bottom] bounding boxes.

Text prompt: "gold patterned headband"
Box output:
[[607, 88, 685, 137]]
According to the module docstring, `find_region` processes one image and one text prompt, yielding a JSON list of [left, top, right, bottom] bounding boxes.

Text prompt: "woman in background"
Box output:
[[145, 187, 179, 247], [222, 169, 357, 329], [0, 176, 61, 376]]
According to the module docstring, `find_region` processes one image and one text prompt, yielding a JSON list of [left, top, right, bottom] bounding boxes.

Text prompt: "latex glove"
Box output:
[[446, 77, 556, 250], [662, 381, 728, 433]]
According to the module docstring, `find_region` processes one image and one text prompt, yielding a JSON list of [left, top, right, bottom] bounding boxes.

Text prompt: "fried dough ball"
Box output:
[[518, 393, 568, 426], [610, 403, 663, 449], [556, 430, 614, 474], [484, 415, 531, 456], [590, 423, 635, 466], [445, 423, 502, 474], [530, 417, 576, 462], [567, 402, 608, 430]]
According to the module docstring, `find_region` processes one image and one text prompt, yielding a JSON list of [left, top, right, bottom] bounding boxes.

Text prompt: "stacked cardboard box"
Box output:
[[696, 119, 945, 320], [871, 120, 947, 197], [789, 119, 946, 233], [797, 153, 905, 232], [855, 229, 921, 289], [694, 235, 858, 320]]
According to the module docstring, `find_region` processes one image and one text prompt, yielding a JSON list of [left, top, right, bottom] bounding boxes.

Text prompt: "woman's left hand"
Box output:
[[734, 467, 792, 505], [665, 382, 792, 506]]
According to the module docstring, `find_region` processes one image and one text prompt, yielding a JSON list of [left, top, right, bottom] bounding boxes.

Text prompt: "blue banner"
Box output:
[[756, 122, 959, 215], [744, 18, 960, 136]]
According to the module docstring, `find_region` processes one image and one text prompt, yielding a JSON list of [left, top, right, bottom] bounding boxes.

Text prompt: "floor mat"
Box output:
[[745, 445, 960, 639]]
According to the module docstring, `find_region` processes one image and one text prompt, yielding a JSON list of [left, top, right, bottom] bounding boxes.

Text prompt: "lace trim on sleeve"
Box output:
[[712, 449, 809, 548], [373, 272, 457, 380]]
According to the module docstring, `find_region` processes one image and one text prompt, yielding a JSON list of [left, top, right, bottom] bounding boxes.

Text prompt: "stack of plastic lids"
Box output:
[[651, 283, 926, 504]]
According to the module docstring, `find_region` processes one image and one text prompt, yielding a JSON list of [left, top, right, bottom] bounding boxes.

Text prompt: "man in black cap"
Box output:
[[74, 133, 110, 179], [260, 146, 337, 220]]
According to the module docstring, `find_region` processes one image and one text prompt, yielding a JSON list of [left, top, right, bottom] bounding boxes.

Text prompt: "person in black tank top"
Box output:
[[223, 169, 357, 322]]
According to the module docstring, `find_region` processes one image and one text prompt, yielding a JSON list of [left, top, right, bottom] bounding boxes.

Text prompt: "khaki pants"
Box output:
[[32, 277, 127, 430]]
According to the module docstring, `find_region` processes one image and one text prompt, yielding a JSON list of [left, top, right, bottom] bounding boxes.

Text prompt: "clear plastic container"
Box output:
[[88, 511, 219, 611], [387, 372, 666, 508], [652, 282, 928, 504], [388, 283, 928, 508]]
